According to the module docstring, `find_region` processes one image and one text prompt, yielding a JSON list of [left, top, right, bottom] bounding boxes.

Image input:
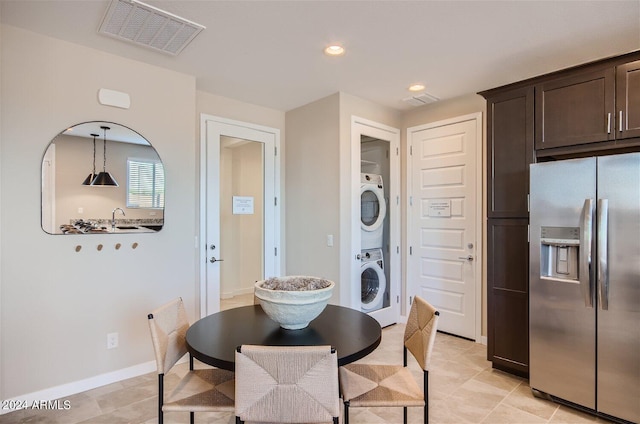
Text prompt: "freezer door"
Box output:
[[596, 153, 640, 423], [529, 157, 596, 410]]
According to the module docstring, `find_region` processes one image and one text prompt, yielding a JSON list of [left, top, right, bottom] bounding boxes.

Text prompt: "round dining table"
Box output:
[[186, 304, 382, 371]]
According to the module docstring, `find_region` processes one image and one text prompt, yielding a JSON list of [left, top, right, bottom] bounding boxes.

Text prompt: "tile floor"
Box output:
[[220, 293, 255, 311], [0, 297, 612, 424]]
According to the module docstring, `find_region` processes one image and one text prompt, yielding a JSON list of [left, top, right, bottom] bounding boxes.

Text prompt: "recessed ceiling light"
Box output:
[[324, 44, 345, 56], [408, 83, 426, 92]]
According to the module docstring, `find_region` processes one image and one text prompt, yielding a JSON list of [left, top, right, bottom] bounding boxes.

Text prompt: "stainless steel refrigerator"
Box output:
[[529, 152, 639, 424]]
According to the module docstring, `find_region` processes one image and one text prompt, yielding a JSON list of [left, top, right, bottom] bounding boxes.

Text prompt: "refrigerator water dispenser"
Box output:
[[540, 226, 580, 281]]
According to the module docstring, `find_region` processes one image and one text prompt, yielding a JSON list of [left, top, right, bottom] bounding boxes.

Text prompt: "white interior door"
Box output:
[[351, 117, 400, 327], [199, 115, 280, 317], [408, 113, 482, 340]]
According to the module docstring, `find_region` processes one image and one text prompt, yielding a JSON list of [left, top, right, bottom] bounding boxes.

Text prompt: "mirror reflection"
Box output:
[[41, 121, 164, 234]]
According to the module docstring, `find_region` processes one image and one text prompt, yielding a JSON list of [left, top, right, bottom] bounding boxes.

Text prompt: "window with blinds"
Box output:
[[127, 158, 165, 208]]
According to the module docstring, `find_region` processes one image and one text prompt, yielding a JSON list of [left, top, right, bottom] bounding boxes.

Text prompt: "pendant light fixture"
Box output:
[[81, 133, 99, 185], [91, 126, 119, 186]]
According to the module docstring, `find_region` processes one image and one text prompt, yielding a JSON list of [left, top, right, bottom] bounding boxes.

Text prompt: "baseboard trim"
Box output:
[[0, 360, 156, 415], [221, 287, 254, 299]]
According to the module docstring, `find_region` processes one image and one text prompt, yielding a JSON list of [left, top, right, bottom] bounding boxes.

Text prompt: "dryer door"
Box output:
[[361, 261, 386, 311], [361, 185, 386, 232]]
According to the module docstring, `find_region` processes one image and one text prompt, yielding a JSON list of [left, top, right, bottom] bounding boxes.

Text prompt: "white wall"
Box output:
[[0, 6, 4, 400], [285, 94, 341, 300], [0, 25, 197, 400]]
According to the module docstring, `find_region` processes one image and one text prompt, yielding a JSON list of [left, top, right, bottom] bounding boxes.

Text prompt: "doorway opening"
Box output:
[[351, 117, 400, 328], [360, 136, 391, 314], [219, 136, 264, 310]]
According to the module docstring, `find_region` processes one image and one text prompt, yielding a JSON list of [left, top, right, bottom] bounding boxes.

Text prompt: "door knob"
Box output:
[[210, 257, 224, 263], [458, 255, 474, 261]]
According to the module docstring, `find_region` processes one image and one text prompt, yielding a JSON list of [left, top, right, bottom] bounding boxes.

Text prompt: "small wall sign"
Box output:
[[428, 199, 451, 217], [233, 196, 254, 214]]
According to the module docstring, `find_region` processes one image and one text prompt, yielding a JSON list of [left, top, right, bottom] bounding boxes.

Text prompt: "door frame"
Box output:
[[351, 116, 401, 326], [199, 114, 281, 317], [406, 112, 483, 341]]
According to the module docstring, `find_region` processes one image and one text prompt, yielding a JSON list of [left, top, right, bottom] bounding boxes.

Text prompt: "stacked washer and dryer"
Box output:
[[360, 173, 387, 312]]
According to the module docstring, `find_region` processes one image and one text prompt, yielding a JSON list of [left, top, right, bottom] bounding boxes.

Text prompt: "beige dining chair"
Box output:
[[147, 297, 235, 424], [339, 296, 440, 424], [234, 344, 340, 424]]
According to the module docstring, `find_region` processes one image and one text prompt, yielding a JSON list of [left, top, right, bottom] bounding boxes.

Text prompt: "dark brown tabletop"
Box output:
[[186, 304, 382, 371]]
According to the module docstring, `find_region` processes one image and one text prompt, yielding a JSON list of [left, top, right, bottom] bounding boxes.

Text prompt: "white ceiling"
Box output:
[[2, 0, 639, 112]]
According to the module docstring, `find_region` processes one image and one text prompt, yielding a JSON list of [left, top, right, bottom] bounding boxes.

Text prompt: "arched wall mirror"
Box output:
[[41, 121, 165, 234]]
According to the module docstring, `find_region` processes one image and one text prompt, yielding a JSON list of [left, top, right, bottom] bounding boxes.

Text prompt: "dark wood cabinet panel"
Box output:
[[491, 289, 528, 376], [487, 87, 534, 218], [483, 85, 533, 377], [487, 218, 529, 377], [616, 60, 640, 140], [487, 219, 529, 292], [535, 68, 615, 149]]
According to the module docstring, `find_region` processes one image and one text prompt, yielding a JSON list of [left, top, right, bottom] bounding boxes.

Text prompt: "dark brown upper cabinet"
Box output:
[[535, 68, 616, 150], [617, 59, 640, 140], [535, 56, 640, 152], [487, 87, 534, 218]]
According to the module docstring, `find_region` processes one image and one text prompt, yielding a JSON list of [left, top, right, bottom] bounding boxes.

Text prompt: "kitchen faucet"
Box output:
[[112, 207, 125, 230]]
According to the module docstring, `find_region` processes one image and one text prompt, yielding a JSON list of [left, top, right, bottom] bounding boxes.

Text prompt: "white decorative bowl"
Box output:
[[254, 276, 335, 330]]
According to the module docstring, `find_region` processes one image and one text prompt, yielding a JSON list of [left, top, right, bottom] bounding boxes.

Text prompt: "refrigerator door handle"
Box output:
[[597, 199, 609, 310], [580, 198, 594, 308]]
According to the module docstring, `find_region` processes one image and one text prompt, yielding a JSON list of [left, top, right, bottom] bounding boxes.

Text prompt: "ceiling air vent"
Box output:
[[402, 92, 440, 107], [99, 0, 205, 56]]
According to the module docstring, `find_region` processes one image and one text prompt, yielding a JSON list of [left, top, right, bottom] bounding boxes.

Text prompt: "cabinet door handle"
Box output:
[[607, 112, 612, 134], [619, 111, 623, 132]]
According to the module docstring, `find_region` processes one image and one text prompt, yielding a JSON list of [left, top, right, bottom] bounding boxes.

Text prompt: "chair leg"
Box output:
[[158, 374, 164, 424], [403, 406, 407, 424], [344, 401, 350, 424], [189, 356, 195, 424], [424, 369, 429, 424]]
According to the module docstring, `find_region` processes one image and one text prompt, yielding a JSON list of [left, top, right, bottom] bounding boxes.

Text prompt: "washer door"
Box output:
[[361, 262, 385, 311], [361, 185, 386, 232]]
